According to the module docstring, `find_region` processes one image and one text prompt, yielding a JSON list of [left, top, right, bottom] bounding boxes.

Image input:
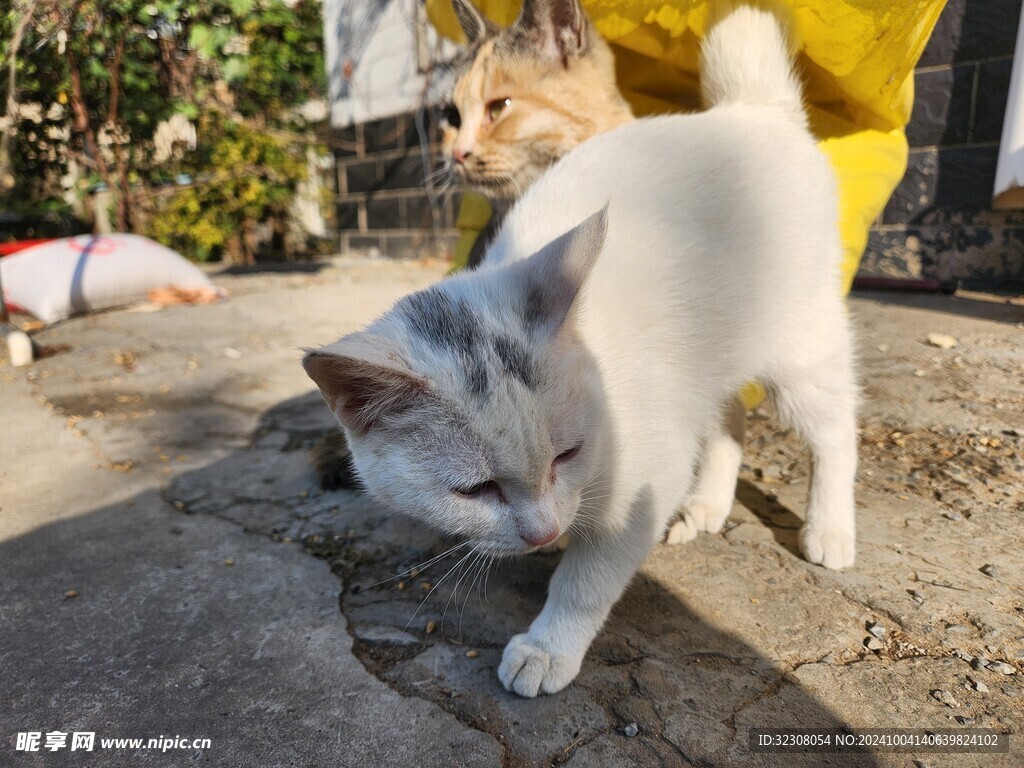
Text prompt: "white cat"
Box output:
[[304, 4, 857, 697]]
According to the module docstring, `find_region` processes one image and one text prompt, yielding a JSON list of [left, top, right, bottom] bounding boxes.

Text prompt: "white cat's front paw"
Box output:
[[498, 633, 582, 698], [801, 525, 855, 569]]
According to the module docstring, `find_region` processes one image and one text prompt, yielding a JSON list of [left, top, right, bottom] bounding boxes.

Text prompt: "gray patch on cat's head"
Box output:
[[399, 287, 479, 353], [464, 359, 490, 397], [492, 333, 536, 389], [397, 287, 490, 398], [394, 283, 548, 401], [518, 276, 549, 337]]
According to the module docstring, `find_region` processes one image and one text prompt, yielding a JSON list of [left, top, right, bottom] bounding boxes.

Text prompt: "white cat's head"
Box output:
[[304, 209, 609, 554]]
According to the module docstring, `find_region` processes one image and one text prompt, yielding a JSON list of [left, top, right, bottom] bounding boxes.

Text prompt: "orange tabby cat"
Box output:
[[440, 0, 634, 200]]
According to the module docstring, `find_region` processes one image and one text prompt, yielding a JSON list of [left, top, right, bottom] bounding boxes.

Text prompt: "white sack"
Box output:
[[0, 234, 215, 323]]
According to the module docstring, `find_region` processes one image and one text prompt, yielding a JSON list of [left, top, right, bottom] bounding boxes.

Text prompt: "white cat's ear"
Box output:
[[516, 0, 588, 66], [512, 204, 608, 335], [303, 339, 429, 434], [451, 0, 496, 45]]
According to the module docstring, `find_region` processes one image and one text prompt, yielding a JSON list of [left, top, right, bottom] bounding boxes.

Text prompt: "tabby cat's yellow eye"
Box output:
[[487, 98, 511, 123]]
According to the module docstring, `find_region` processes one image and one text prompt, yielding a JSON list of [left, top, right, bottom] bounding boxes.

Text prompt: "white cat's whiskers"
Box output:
[[457, 548, 493, 632], [360, 540, 471, 591], [587, 438, 629, 487], [571, 504, 607, 531], [568, 516, 597, 549], [480, 551, 499, 605], [401, 544, 478, 632], [442, 544, 485, 630], [578, 489, 628, 505]]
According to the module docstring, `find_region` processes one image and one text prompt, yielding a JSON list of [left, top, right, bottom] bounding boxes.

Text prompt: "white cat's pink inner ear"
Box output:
[[302, 352, 348, 413], [303, 352, 427, 434]]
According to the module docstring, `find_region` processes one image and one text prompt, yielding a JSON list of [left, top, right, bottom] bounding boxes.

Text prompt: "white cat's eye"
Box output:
[[554, 444, 582, 463], [486, 98, 510, 123], [452, 480, 502, 499]]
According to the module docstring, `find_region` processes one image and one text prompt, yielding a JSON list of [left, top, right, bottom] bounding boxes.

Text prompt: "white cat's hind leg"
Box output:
[[667, 396, 745, 545], [768, 338, 858, 570]]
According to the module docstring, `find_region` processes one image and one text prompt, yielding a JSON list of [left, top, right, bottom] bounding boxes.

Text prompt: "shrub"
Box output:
[[148, 120, 307, 263]]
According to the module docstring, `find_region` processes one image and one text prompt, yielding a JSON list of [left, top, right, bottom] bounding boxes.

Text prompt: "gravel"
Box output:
[[968, 677, 990, 693], [930, 689, 959, 708], [986, 662, 1016, 676], [926, 333, 958, 349]]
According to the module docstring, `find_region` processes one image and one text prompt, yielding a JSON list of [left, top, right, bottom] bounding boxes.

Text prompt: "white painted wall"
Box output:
[[324, 0, 454, 127]]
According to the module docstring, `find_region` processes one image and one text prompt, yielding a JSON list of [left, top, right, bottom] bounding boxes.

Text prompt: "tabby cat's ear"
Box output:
[[511, 204, 608, 336], [451, 0, 496, 45], [515, 0, 589, 66], [303, 338, 430, 435]]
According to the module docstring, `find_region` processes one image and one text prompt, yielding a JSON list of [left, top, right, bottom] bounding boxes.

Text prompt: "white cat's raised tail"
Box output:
[[304, 3, 857, 697]]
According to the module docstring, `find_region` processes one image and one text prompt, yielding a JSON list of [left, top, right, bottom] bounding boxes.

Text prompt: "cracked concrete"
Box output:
[[1, 257, 1021, 766]]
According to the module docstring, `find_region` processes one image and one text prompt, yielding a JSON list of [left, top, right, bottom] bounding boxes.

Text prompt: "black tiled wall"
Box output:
[[861, 0, 1024, 289], [331, 112, 458, 258]]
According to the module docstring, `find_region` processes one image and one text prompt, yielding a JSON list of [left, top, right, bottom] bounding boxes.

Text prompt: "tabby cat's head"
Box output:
[[438, 0, 633, 199], [304, 209, 610, 554]]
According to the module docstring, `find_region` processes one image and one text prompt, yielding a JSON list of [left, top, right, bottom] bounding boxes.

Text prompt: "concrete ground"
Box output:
[[1, 256, 1021, 767]]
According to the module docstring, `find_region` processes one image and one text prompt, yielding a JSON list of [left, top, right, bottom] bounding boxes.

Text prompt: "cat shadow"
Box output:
[[734, 478, 804, 559]]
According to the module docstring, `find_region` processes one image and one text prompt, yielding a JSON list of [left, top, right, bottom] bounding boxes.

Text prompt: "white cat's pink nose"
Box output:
[[522, 525, 559, 547]]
